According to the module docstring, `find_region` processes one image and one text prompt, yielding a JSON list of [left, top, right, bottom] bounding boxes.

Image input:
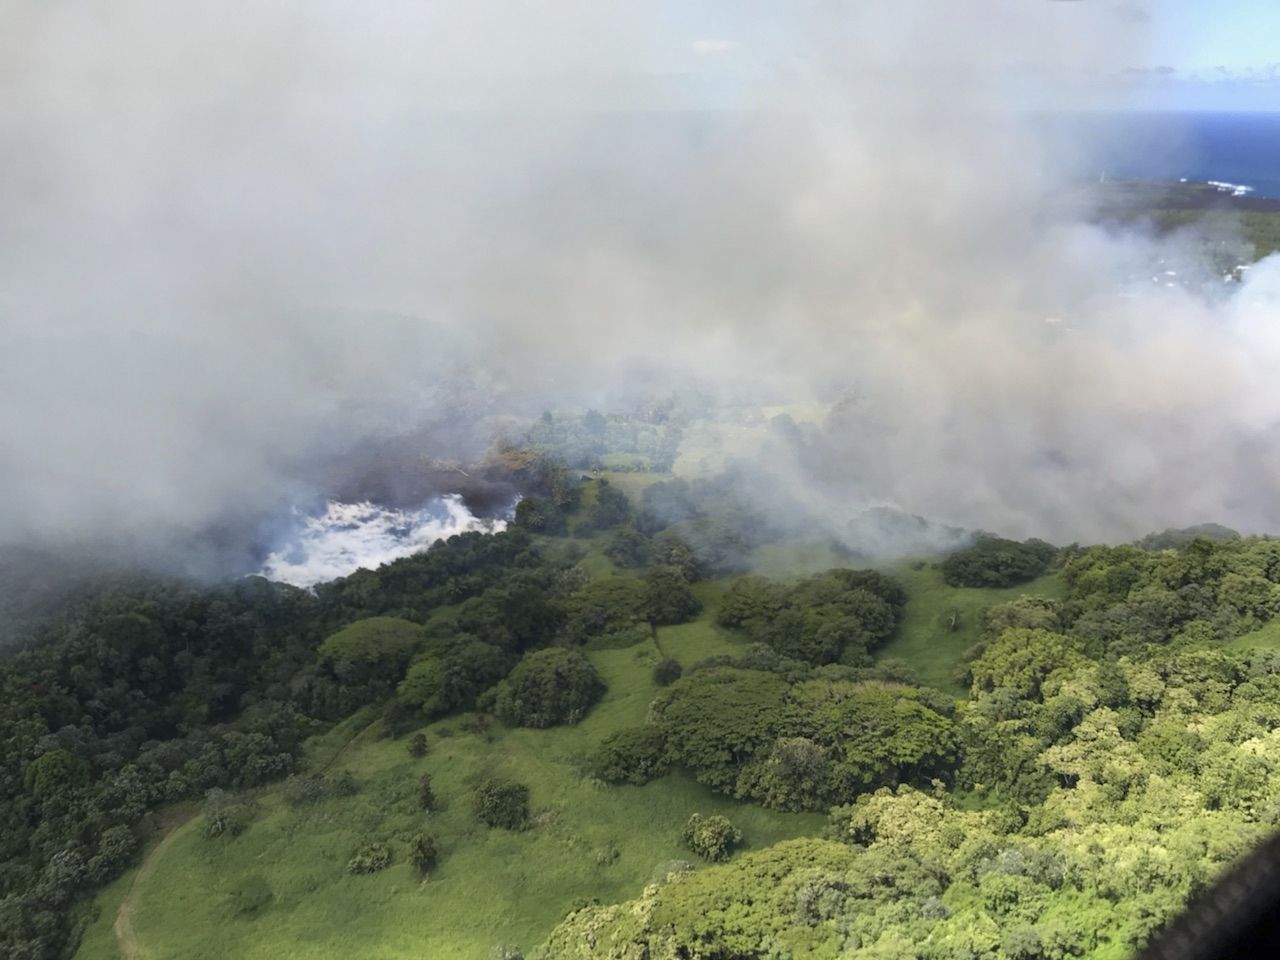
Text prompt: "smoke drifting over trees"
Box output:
[[3, 1, 1280, 569]]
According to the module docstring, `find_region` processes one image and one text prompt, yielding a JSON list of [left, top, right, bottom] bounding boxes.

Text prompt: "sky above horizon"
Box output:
[[2, 2, 1275, 121], [1139, 0, 1280, 109], [660, 0, 1280, 113]]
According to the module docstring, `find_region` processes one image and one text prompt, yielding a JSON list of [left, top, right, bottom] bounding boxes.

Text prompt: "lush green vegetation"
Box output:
[[681, 812, 742, 861], [487, 648, 604, 728], [6, 460, 1280, 960], [522, 409, 686, 473], [1086, 178, 1280, 261], [941, 537, 1058, 589], [69, 643, 825, 960], [534, 535, 1280, 958]]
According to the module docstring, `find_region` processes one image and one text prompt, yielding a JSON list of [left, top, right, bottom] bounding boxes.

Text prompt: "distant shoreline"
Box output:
[[1044, 112, 1280, 203], [1086, 177, 1280, 214]]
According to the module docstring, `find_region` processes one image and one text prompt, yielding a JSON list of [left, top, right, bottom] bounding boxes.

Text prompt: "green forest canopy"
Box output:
[[4, 475, 1280, 959]]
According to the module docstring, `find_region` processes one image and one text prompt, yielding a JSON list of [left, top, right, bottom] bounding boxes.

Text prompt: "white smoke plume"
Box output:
[[258, 497, 505, 588], [1, 0, 1276, 572]]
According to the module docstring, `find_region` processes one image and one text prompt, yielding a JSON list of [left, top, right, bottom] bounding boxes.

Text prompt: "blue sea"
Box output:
[[1069, 112, 1280, 200]]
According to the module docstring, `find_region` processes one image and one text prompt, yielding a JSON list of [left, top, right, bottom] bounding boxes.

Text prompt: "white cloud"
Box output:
[[692, 38, 735, 56]]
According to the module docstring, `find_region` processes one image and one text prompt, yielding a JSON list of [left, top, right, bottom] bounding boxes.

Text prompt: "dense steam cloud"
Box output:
[[2, 0, 1278, 572], [258, 497, 506, 587]]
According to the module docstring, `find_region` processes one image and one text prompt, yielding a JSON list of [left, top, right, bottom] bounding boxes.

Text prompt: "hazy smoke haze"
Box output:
[[2, 0, 1278, 570]]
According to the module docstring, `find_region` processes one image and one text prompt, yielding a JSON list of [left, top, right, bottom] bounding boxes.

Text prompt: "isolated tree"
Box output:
[[653, 657, 683, 686], [407, 732, 428, 758], [410, 832, 439, 874], [201, 788, 254, 839], [682, 813, 742, 861], [417, 772, 436, 811], [473, 778, 530, 829]]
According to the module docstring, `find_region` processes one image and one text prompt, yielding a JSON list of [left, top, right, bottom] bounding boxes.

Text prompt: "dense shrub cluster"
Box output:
[[563, 577, 650, 645], [580, 480, 633, 532], [281, 771, 359, 806], [634, 477, 768, 577], [347, 841, 393, 875], [394, 638, 509, 725], [941, 536, 1058, 588], [523, 410, 684, 473], [520, 470, 768, 582], [604, 528, 652, 568], [543, 532, 1280, 959], [652, 657, 683, 687], [717, 568, 908, 665], [15, 458, 1280, 960], [591, 726, 670, 785], [473, 778, 531, 830], [202, 788, 256, 839], [0, 527, 559, 959], [416, 773, 436, 811], [681, 813, 742, 862], [643, 566, 702, 626], [0, 577, 319, 959], [489, 648, 605, 728], [634, 666, 958, 810], [315, 529, 545, 624]]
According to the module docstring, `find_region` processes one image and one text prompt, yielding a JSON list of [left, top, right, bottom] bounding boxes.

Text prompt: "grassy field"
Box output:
[[878, 563, 1066, 695], [750, 543, 1066, 695], [74, 858, 134, 960], [1226, 618, 1280, 651], [74, 475, 1069, 959], [595, 470, 671, 501], [74, 632, 825, 960], [670, 421, 768, 478], [748, 540, 853, 579], [654, 580, 739, 664]]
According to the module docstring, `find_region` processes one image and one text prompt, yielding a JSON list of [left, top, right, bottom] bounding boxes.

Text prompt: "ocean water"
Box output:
[[1080, 112, 1280, 200]]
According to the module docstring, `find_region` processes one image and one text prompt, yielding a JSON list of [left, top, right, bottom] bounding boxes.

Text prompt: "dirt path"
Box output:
[[650, 624, 667, 658], [109, 717, 377, 959], [317, 715, 379, 773], [113, 810, 195, 960]]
